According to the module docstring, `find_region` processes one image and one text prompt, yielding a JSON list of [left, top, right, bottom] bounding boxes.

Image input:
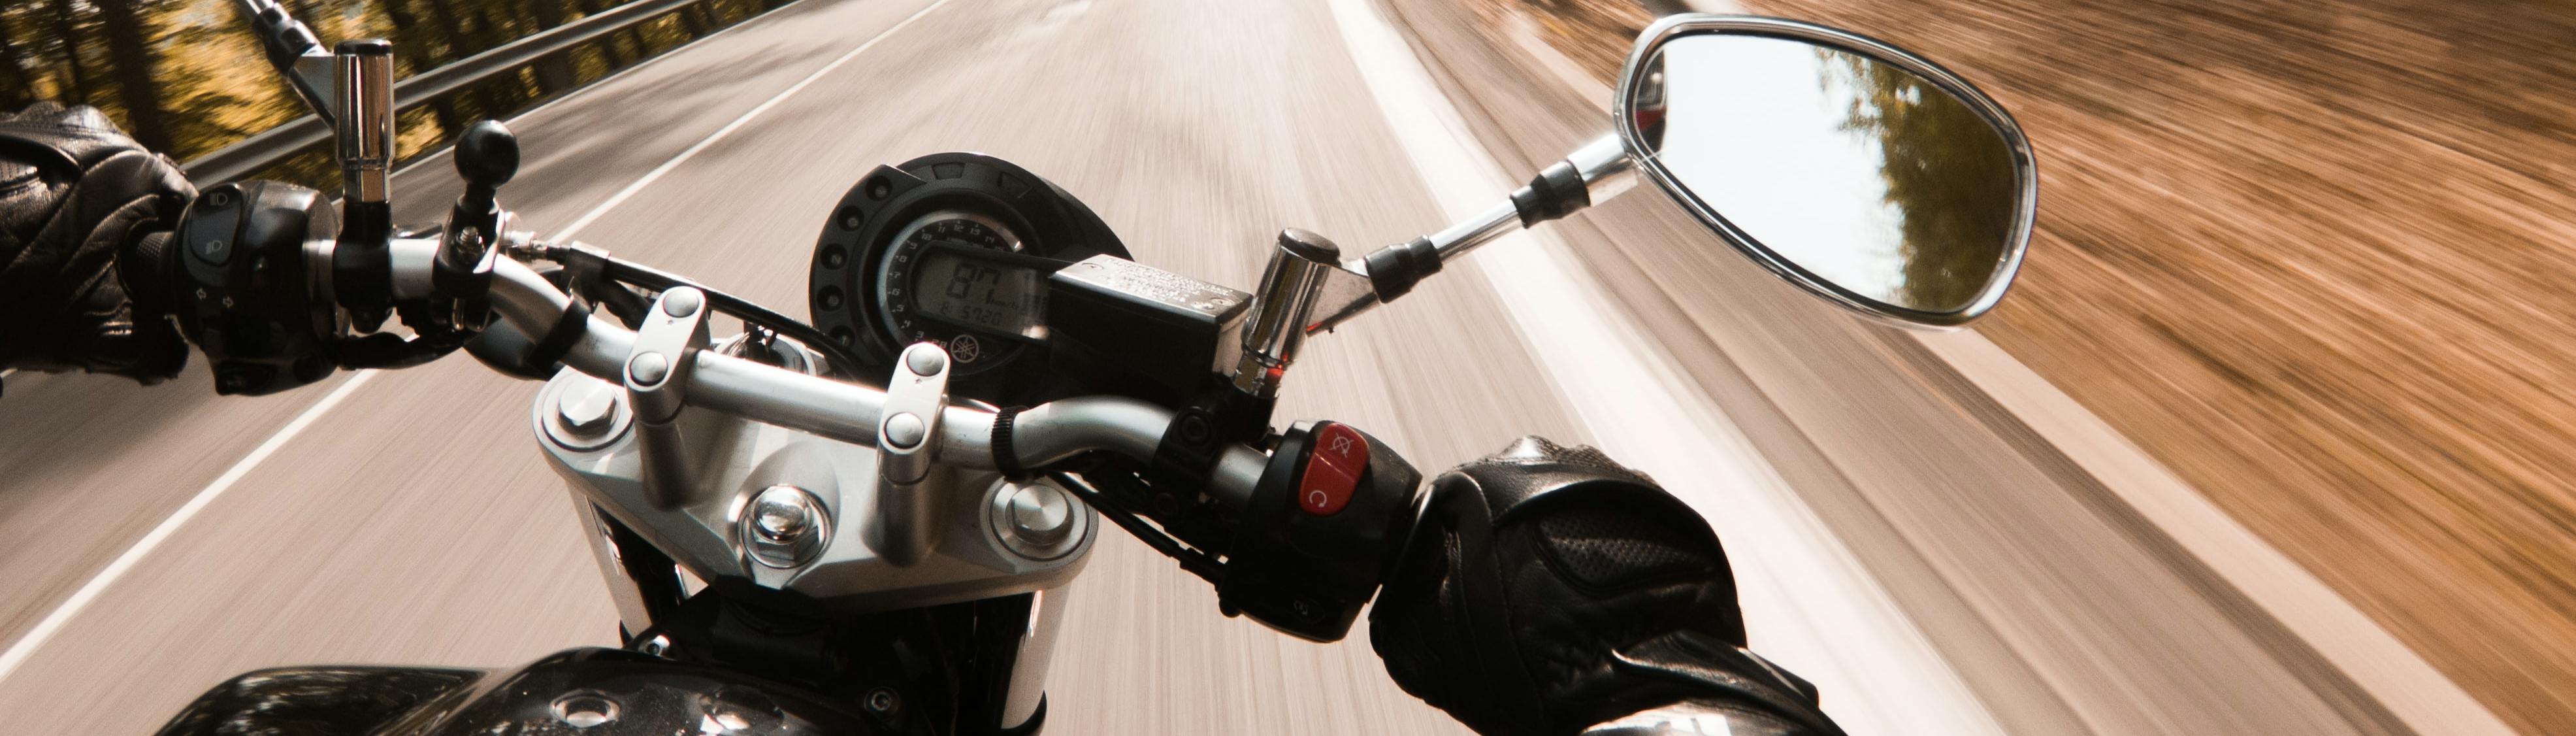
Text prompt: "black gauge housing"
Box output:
[[809, 153, 1129, 405]]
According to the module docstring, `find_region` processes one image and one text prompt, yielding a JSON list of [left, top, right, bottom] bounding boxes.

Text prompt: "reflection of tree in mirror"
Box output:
[[1823, 49, 2016, 312]]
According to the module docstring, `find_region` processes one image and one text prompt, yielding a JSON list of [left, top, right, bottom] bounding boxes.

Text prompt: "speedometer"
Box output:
[[877, 210, 1041, 372], [809, 152, 1132, 405]]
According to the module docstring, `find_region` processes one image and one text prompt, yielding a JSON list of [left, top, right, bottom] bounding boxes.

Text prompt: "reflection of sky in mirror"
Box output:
[[1653, 36, 1909, 301]]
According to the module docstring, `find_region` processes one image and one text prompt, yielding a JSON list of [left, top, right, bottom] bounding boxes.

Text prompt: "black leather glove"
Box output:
[[0, 103, 194, 384], [1370, 436, 1846, 736]]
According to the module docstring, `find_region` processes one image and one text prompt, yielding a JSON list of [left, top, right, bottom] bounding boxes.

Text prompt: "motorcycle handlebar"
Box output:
[[479, 257, 1267, 510]]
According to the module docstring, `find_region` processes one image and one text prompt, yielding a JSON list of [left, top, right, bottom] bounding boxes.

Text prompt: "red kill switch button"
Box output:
[[1299, 423, 1369, 516]]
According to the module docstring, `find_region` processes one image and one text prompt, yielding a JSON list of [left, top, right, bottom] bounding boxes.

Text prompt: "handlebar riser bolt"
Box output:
[[627, 352, 670, 386], [661, 288, 702, 318], [904, 344, 944, 376], [883, 412, 926, 449]]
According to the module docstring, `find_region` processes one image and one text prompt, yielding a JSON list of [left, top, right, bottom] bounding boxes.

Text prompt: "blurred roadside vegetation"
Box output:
[[1500, 0, 2576, 730], [0, 0, 789, 185]]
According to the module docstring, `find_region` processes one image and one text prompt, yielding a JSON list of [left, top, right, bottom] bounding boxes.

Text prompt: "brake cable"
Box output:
[[525, 241, 872, 378], [1051, 469, 1224, 584]]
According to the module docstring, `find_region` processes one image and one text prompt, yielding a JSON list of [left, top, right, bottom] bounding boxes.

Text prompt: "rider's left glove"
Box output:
[[0, 103, 194, 384]]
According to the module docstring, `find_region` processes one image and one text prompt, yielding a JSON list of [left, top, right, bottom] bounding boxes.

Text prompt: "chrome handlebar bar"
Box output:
[[478, 256, 1267, 509]]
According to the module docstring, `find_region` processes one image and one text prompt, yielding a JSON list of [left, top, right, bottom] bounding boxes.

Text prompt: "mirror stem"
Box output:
[[232, 0, 338, 123], [1300, 135, 1640, 337], [1362, 134, 1636, 303]]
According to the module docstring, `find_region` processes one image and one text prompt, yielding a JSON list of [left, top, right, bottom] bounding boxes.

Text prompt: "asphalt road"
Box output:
[[0, 0, 2499, 733]]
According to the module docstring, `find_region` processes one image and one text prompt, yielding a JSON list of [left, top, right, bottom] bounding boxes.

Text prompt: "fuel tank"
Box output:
[[155, 647, 887, 735]]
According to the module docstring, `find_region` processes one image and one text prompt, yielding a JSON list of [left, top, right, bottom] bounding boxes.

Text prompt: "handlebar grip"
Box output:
[[125, 229, 176, 320]]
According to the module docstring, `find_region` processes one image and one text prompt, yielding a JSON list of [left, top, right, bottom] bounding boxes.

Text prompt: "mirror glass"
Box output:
[[1628, 33, 2021, 315]]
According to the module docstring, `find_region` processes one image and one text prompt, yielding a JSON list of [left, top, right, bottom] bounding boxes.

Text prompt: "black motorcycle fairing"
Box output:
[[155, 648, 892, 735], [621, 584, 1043, 735], [155, 664, 481, 735]]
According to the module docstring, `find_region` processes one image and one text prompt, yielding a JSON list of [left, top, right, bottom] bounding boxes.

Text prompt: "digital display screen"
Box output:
[[913, 250, 1043, 335]]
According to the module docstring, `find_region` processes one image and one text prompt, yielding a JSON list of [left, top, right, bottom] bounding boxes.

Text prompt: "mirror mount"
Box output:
[[232, 0, 339, 124], [1296, 134, 1639, 335]]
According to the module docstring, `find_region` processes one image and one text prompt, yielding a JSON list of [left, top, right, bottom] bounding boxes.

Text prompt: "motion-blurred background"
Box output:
[[2, 0, 2570, 733]]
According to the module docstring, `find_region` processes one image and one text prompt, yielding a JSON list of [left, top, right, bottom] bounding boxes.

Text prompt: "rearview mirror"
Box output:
[[1617, 16, 2036, 327]]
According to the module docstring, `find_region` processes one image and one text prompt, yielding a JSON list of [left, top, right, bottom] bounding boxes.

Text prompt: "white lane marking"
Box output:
[[1917, 330, 2517, 735], [1324, 1, 2003, 733], [0, 371, 376, 683], [0, 0, 954, 682], [555, 0, 955, 239]]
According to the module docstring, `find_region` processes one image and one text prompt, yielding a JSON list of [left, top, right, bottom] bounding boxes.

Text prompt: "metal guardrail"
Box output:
[[184, 0, 723, 184]]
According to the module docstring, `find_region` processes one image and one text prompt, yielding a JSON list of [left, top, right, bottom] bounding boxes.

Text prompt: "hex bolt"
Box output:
[[1008, 483, 1074, 545], [741, 485, 830, 569], [751, 490, 813, 543], [865, 688, 900, 714], [556, 380, 619, 437]]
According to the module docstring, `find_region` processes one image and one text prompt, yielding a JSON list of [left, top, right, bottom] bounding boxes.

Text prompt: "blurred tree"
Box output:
[[0, 11, 39, 108], [578, 0, 638, 67], [674, 3, 709, 36], [527, 0, 578, 93], [95, 0, 174, 150], [376, 0, 466, 134], [47, 0, 95, 103], [0, 0, 777, 182], [1833, 51, 2018, 312]]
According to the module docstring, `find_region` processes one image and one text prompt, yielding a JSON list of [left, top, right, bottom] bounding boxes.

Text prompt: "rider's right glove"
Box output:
[[1369, 436, 1848, 736], [0, 103, 193, 384]]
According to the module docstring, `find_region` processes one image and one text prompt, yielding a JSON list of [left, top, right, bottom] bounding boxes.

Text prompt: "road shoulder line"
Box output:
[[1912, 330, 2513, 735], [1499, 9, 2509, 733], [1326, 0, 2004, 733], [0, 371, 377, 683]]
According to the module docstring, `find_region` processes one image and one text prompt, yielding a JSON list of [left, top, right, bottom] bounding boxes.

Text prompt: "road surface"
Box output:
[[0, 0, 2500, 733]]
